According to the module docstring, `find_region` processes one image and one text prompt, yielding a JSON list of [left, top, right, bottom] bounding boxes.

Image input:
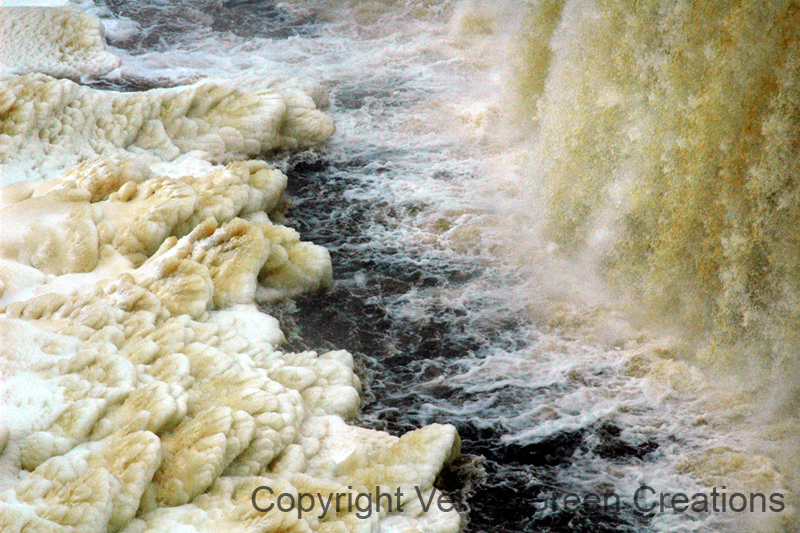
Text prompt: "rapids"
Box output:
[[1, 1, 799, 532]]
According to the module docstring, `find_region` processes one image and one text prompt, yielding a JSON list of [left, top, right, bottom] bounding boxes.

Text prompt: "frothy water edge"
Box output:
[[1, 1, 797, 532]]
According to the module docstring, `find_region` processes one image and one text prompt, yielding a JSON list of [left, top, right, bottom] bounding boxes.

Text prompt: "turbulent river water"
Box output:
[[2, 1, 800, 532]]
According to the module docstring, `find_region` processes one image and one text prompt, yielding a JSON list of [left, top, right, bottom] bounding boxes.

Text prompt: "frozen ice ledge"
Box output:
[[0, 6, 462, 533]]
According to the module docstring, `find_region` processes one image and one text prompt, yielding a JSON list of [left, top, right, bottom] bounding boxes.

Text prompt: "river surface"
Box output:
[[12, 1, 800, 531]]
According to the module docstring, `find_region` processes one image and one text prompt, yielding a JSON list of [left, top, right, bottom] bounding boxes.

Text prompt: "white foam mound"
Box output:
[[0, 7, 460, 532], [0, 7, 120, 80], [0, 158, 331, 307], [0, 160, 462, 533], [0, 74, 337, 183]]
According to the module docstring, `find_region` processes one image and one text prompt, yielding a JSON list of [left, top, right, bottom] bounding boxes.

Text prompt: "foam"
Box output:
[[0, 7, 120, 79], [0, 158, 461, 532], [68, 1, 799, 531], [0, 9, 460, 527], [0, 74, 336, 183]]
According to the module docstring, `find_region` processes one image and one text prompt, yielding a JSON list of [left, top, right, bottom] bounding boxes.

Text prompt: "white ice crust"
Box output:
[[0, 6, 462, 533]]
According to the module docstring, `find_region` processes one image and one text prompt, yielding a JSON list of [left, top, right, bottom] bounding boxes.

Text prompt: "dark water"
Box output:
[[100, 0, 316, 51], [262, 150, 660, 533], [88, 1, 772, 531]]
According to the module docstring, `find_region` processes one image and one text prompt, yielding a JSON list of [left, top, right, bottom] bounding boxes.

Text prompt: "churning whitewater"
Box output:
[[0, 1, 797, 533]]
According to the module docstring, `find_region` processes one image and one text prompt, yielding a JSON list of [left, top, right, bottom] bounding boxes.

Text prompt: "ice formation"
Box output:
[[0, 6, 462, 533]]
